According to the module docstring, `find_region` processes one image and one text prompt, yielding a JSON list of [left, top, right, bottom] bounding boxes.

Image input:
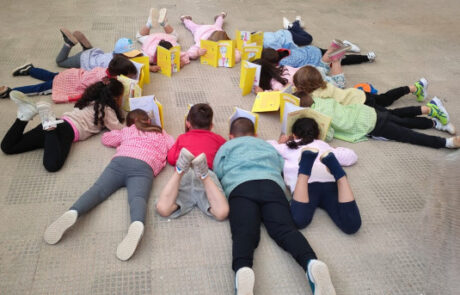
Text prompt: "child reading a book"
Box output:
[[268, 117, 361, 233], [0, 55, 137, 103], [1, 78, 125, 172], [135, 8, 191, 72], [213, 117, 336, 295], [44, 109, 174, 261], [156, 103, 229, 221], [180, 12, 241, 62]]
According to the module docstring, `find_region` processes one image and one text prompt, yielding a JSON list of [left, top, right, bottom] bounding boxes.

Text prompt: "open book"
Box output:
[[241, 44, 262, 62], [118, 75, 142, 112], [282, 102, 332, 141], [229, 107, 259, 133], [157, 45, 181, 77], [235, 30, 264, 51], [200, 40, 235, 68], [251, 89, 298, 113], [239, 60, 261, 96], [129, 95, 164, 128], [130, 55, 150, 88]]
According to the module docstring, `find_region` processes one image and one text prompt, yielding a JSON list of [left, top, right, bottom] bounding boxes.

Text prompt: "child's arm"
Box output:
[[101, 129, 123, 147], [212, 147, 226, 180], [103, 108, 125, 130], [186, 45, 206, 60], [167, 139, 180, 166], [180, 52, 191, 68]]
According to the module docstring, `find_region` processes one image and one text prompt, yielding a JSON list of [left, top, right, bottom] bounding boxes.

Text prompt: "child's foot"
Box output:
[[320, 151, 346, 181], [180, 15, 192, 23], [433, 119, 456, 135], [445, 136, 460, 149], [72, 31, 92, 50], [282, 17, 291, 29], [214, 11, 227, 21], [12, 63, 34, 76], [429, 96, 450, 122], [330, 39, 344, 50], [427, 102, 448, 125], [414, 78, 428, 102], [192, 153, 209, 179], [0, 86, 12, 99], [10, 90, 38, 121], [306, 259, 336, 295], [176, 148, 195, 174], [295, 15, 305, 27], [116, 221, 144, 261], [235, 267, 255, 295], [343, 40, 360, 53], [44, 210, 78, 244], [367, 51, 376, 62], [158, 8, 167, 27], [298, 147, 318, 176], [60, 28, 78, 47], [36, 101, 64, 130]]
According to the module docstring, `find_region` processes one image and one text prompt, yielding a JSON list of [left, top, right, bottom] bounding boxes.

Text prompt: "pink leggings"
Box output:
[[183, 15, 224, 35]]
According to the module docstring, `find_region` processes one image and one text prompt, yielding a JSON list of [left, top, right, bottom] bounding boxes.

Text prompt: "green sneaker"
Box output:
[[427, 103, 448, 125], [414, 78, 428, 102]]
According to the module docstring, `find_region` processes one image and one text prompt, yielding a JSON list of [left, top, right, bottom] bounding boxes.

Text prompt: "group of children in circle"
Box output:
[[1, 7, 459, 295]]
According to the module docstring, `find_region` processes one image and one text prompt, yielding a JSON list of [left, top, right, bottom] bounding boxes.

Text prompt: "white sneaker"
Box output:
[[343, 40, 360, 53], [430, 96, 450, 122], [433, 118, 456, 135], [149, 8, 159, 28], [367, 51, 376, 62], [235, 267, 255, 295], [10, 90, 38, 121], [36, 101, 63, 130], [44, 210, 78, 244], [116, 221, 144, 261], [283, 17, 291, 29], [158, 8, 167, 26], [307, 259, 336, 295]]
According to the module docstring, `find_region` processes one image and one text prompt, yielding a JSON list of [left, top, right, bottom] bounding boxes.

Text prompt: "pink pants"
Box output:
[[183, 15, 224, 35]]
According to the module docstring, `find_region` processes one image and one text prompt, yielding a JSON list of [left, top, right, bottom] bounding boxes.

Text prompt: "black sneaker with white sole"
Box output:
[[12, 63, 34, 76]]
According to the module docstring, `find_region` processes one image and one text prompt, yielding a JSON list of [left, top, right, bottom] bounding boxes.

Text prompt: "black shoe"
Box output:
[[60, 28, 78, 47], [12, 63, 34, 76], [0, 86, 12, 99]]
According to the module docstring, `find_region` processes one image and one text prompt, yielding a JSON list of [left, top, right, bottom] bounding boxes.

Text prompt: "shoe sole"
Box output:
[[298, 147, 319, 163], [11, 63, 32, 76], [235, 267, 255, 295], [158, 8, 167, 25], [116, 222, 144, 261], [10, 91, 36, 107], [191, 153, 208, 179], [328, 45, 352, 58], [60, 28, 78, 45], [150, 8, 159, 28], [431, 97, 450, 122], [308, 261, 336, 295], [44, 211, 78, 244], [72, 31, 92, 49]]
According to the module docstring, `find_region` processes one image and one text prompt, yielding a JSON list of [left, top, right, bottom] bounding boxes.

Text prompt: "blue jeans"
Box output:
[[288, 20, 313, 46], [13, 67, 58, 95]]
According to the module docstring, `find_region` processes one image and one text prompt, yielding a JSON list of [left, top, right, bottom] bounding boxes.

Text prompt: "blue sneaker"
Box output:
[[430, 96, 450, 122], [307, 259, 336, 295], [235, 267, 254, 295]]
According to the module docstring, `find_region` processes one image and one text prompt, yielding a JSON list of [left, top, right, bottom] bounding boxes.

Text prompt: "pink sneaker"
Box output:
[[328, 45, 351, 61]]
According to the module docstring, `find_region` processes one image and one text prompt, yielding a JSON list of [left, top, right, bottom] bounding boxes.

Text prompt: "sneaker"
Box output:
[[44, 210, 78, 244], [0, 86, 12, 98], [176, 148, 195, 174], [158, 8, 167, 26], [295, 15, 305, 27], [235, 267, 255, 295], [72, 31, 92, 50], [430, 96, 450, 122], [12, 63, 34, 76], [328, 45, 351, 61], [433, 118, 456, 135], [180, 15, 192, 23], [116, 221, 144, 261], [331, 39, 344, 49], [60, 28, 78, 47], [192, 153, 209, 179], [36, 101, 64, 130], [427, 102, 448, 125], [367, 51, 376, 62], [283, 17, 291, 29], [343, 40, 360, 53], [10, 90, 38, 121], [414, 78, 428, 102], [307, 259, 336, 295]]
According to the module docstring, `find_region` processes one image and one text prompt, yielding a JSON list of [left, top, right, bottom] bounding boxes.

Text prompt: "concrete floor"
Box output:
[[0, 0, 459, 294]]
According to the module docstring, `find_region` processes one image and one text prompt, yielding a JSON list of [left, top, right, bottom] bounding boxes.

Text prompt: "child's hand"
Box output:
[[253, 86, 263, 93], [198, 48, 207, 56], [278, 134, 289, 143], [149, 65, 161, 72]]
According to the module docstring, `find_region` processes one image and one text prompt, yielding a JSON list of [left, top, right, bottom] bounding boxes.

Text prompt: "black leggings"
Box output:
[[364, 86, 410, 108], [1, 119, 75, 172], [320, 48, 369, 65], [228, 179, 316, 272]]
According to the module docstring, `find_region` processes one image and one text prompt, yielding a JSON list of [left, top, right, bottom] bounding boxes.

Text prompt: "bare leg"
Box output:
[[329, 59, 343, 76], [336, 176, 355, 203], [156, 171, 182, 216], [202, 176, 229, 221], [139, 26, 150, 36], [293, 174, 310, 203], [163, 24, 174, 34]]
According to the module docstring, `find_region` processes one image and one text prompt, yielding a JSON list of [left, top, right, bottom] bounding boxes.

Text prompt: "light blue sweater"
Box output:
[[213, 136, 288, 198]]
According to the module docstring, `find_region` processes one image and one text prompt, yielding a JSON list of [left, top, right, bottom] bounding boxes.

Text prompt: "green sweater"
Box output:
[[311, 97, 377, 143], [213, 136, 288, 197]]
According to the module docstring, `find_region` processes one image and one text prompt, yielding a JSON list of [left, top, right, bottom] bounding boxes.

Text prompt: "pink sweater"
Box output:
[[141, 33, 191, 65], [268, 139, 357, 193], [101, 125, 175, 176]]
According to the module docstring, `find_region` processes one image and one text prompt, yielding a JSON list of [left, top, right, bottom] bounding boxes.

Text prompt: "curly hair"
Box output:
[[74, 78, 124, 127], [252, 58, 288, 90], [286, 117, 319, 149], [293, 65, 327, 94]]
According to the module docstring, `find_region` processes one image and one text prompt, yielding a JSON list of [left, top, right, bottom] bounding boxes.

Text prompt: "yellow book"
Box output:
[[235, 30, 264, 51], [129, 95, 164, 128], [229, 107, 259, 134], [251, 91, 281, 112], [200, 40, 218, 67], [284, 105, 332, 141], [239, 60, 261, 96], [130, 55, 150, 87], [279, 92, 300, 121], [157, 45, 181, 77], [241, 44, 262, 62], [200, 40, 235, 68], [117, 75, 142, 112]]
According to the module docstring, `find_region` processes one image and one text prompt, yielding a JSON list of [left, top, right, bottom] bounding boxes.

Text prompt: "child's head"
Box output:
[[292, 90, 314, 108], [208, 30, 230, 41], [113, 38, 142, 58], [107, 55, 138, 79], [229, 118, 255, 138], [286, 117, 319, 149], [127, 109, 162, 133], [252, 58, 288, 91], [158, 40, 173, 50], [261, 48, 290, 65], [186, 103, 214, 130], [75, 78, 124, 126], [293, 66, 326, 94]]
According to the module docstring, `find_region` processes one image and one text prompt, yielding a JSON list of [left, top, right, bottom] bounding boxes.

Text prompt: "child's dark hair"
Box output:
[[127, 109, 162, 133], [186, 103, 213, 129], [107, 55, 137, 77], [252, 58, 288, 91], [230, 118, 255, 137], [293, 66, 326, 94], [75, 78, 124, 126], [158, 40, 173, 50], [286, 118, 319, 149], [208, 30, 230, 41], [293, 90, 314, 108], [261, 48, 280, 64]]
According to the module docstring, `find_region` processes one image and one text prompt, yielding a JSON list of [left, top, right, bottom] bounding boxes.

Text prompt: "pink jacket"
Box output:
[[141, 33, 191, 66]]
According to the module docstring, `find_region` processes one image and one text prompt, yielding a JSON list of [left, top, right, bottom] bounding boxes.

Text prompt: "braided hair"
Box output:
[[286, 117, 319, 149]]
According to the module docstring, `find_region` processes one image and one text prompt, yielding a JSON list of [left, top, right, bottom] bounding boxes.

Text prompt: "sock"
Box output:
[[320, 152, 346, 180], [146, 20, 152, 29], [298, 149, 318, 176], [445, 137, 454, 148]]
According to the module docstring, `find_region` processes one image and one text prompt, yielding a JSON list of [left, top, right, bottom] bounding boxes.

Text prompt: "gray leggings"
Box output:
[[71, 157, 154, 223], [56, 44, 83, 68]]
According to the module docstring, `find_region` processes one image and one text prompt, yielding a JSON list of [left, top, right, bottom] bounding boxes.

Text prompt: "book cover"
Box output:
[[118, 75, 142, 112], [130, 55, 150, 87], [251, 91, 281, 112], [279, 92, 300, 121], [129, 95, 164, 128], [241, 44, 262, 62], [229, 107, 259, 133], [239, 60, 261, 96], [157, 45, 181, 77], [284, 106, 332, 141], [200, 40, 235, 68], [200, 40, 218, 67], [235, 30, 264, 51]]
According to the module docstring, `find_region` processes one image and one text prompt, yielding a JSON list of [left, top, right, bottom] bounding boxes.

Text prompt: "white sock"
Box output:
[[445, 137, 454, 148]]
